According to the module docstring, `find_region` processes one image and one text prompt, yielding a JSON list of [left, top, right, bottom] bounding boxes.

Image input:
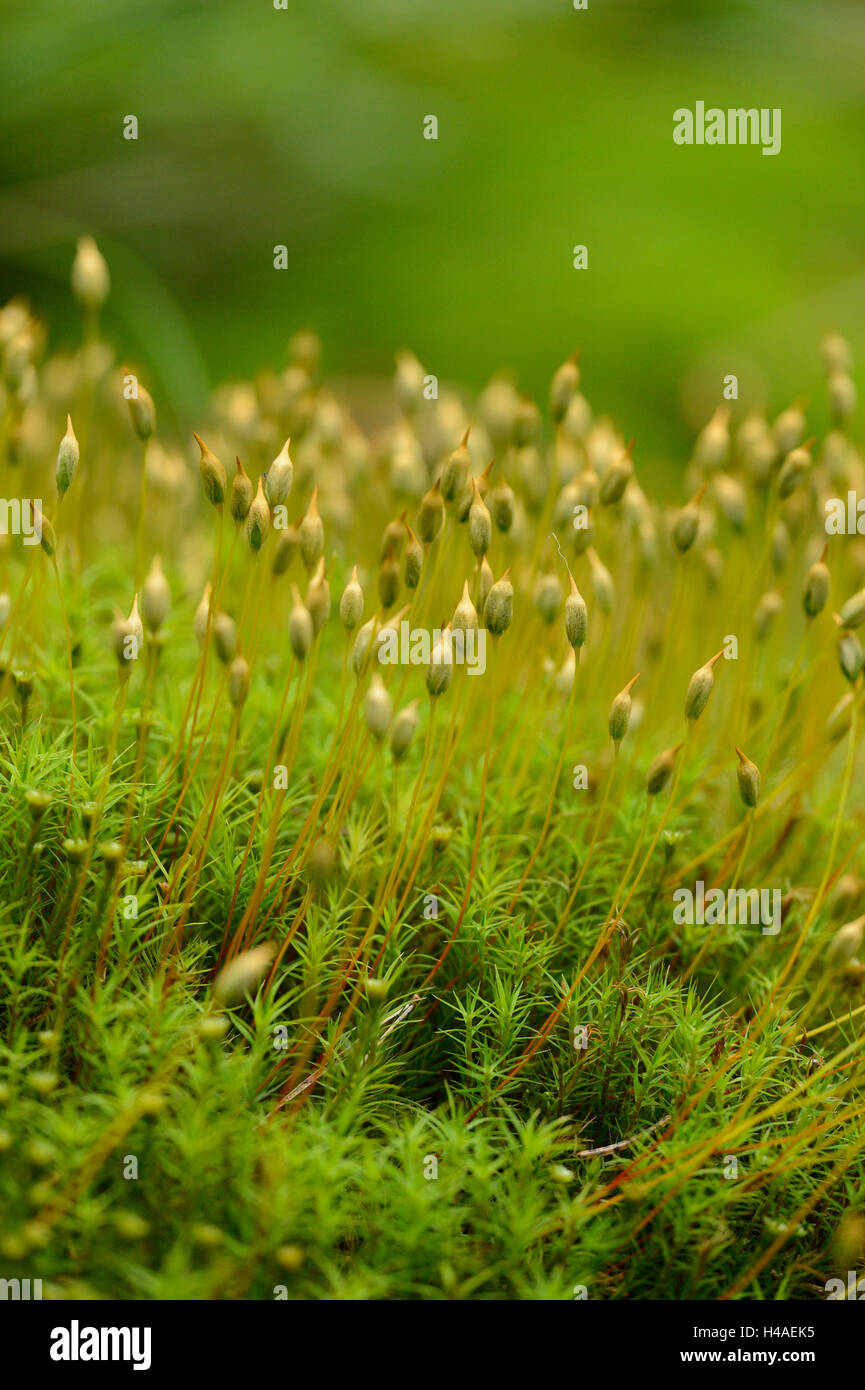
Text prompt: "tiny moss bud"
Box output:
[[418, 477, 444, 544], [483, 571, 513, 636], [128, 383, 155, 442], [838, 629, 864, 684], [565, 574, 588, 649], [213, 943, 276, 1006], [29, 502, 55, 558], [352, 615, 377, 675], [403, 525, 423, 589], [694, 406, 730, 468], [833, 875, 865, 920], [440, 430, 471, 503], [379, 512, 407, 564], [141, 555, 171, 633], [272, 526, 299, 576], [427, 627, 454, 696], [27, 1137, 55, 1166], [452, 579, 478, 632], [265, 438, 294, 508], [646, 744, 681, 796], [828, 370, 857, 423], [230, 457, 253, 524], [193, 432, 226, 508], [365, 673, 393, 741], [97, 840, 124, 869], [771, 520, 790, 574], [477, 556, 494, 613], [826, 915, 865, 970], [549, 352, 580, 423], [339, 565, 364, 630], [192, 1221, 225, 1247], [71, 236, 110, 309], [199, 1012, 229, 1040], [713, 473, 747, 530], [777, 443, 812, 499], [228, 653, 251, 709], [289, 329, 321, 375], [826, 691, 855, 743], [754, 590, 783, 642], [113, 1211, 150, 1240], [193, 582, 213, 648], [672, 504, 699, 554], [305, 557, 330, 634], [609, 673, 640, 744], [488, 476, 515, 533], [364, 975, 390, 1003], [533, 571, 562, 625], [574, 506, 595, 556], [839, 588, 865, 630], [394, 349, 425, 411], [112, 595, 143, 667], [468, 478, 492, 557], [514, 395, 540, 446], [672, 487, 705, 553], [390, 699, 420, 760], [246, 475, 271, 552], [684, 650, 723, 721], [588, 548, 615, 615], [288, 585, 314, 660], [299, 487, 324, 569], [56, 414, 79, 495], [29, 1070, 58, 1096], [13, 670, 34, 704], [213, 611, 238, 665], [822, 333, 853, 375], [778, 405, 812, 453], [576, 469, 599, 509], [735, 746, 761, 808], [25, 789, 52, 822], [802, 555, 830, 619], [599, 441, 634, 506], [276, 1244, 305, 1272], [307, 835, 336, 889], [137, 1089, 165, 1116], [378, 551, 400, 609]]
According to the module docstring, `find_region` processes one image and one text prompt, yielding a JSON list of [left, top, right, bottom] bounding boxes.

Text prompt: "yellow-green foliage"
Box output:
[[0, 248, 864, 1300]]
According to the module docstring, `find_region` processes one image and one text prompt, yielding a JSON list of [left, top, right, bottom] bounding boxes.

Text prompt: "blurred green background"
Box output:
[[2, 0, 864, 476]]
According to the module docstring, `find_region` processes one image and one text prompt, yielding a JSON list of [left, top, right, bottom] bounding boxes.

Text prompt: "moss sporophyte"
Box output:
[[0, 244, 863, 1302]]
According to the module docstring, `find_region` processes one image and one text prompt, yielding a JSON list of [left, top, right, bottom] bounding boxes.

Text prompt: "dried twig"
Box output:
[[576, 1113, 672, 1159]]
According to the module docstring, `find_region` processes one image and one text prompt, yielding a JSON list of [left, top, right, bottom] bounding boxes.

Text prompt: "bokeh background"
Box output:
[[1, 0, 864, 484]]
